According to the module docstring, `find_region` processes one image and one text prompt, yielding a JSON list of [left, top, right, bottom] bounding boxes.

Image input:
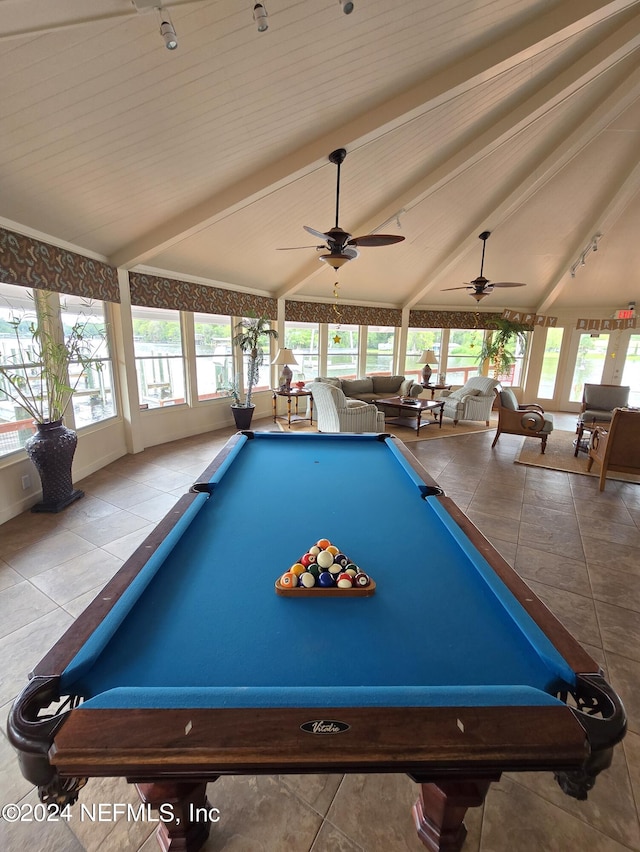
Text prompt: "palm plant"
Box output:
[[477, 317, 529, 380], [232, 316, 278, 408]]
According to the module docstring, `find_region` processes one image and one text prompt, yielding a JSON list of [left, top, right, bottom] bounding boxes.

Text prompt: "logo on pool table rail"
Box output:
[[301, 720, 350, 735]]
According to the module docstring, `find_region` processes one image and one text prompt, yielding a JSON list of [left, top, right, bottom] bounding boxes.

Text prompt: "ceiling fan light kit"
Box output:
[[253, 3, 268, 32], [442, 230, 526, 300], [279, 148, 405, 271]]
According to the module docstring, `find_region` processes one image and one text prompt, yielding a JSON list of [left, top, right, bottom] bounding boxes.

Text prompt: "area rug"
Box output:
[[515, 429, 640, 484], [275, 417, 497, 443]]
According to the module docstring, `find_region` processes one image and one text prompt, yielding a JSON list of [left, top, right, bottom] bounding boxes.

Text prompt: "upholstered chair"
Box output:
[[580, 384, 630, 424], [587, 407, 640, 491], [492, 388, 554, 454], [309, 381, 385, 433], [436, 376, 500, 425]]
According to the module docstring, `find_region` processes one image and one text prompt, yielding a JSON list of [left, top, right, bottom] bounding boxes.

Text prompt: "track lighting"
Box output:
[[253, 3, 268, 32], [339, 0, 355, 13], [156, 8, 177, 49], [570, 233, 602, 278]]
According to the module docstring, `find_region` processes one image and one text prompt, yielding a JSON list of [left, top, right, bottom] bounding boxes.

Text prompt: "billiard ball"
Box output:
[[316, 538, 331, 549], [280, 572, 298, 588], [318, 571, 335, 587], [299, 572, 316, 588], [333, 553, 349, 567], [354, 572, 370, 587], [316, 550, 334, 569], [309, 546, 321, 555], [307, 564, 320, 579], [299, 554, 312, 568], [345, 567, 358, 578], [290, 563, 306, 576], [325, 545, 339, 556], [337, 573, 353, 588], [328, 561, 342, 575]]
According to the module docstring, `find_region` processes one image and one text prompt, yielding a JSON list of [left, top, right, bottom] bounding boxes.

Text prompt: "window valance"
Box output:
[[0, 227, 119, 302], [285, 300, 402, 326], [129, 272, 277, 319]]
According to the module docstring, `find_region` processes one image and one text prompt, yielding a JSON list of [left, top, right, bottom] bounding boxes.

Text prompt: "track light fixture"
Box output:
[[340, 0, 355, 13], [156, 7, 177, 49], [253, 3, 268, 32], [570, 233, 602, 278]]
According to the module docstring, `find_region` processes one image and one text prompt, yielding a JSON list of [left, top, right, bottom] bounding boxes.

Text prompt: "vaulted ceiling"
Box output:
[[2, 0, 640, 315]]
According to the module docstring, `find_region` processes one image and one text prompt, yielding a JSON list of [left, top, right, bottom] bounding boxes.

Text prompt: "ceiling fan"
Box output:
[[278, 148, 405, 270], [442, 231, 526, 302]]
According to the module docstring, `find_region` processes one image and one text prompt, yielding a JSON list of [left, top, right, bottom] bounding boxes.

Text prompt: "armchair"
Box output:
[[491, 388, 554, 453], [580, 383, 630, 424], [309, 381, 385, 433], [436, 376, 500, 425], [587, 407, 640, 491]]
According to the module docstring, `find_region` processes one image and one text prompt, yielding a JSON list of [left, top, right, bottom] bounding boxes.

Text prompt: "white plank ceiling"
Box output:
[[2, 0, 640, 313]]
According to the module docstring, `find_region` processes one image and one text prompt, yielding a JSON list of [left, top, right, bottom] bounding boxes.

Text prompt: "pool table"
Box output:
[[8, 432, 626, 852]]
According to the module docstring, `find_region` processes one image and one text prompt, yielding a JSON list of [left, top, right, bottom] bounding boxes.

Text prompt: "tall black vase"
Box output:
[[24, 420, 84, 513]]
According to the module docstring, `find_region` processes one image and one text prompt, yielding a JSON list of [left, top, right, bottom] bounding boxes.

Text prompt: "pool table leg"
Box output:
[[411, 777, 498, 852], [135, 780, 216, 852]]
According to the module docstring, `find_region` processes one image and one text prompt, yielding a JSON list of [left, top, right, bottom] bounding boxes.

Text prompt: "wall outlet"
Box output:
[[21, 474, 31, 490]]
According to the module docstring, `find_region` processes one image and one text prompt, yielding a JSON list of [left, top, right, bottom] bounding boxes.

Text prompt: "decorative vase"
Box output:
[[230, 404, 255, 430], [24, 420, 84, 513]]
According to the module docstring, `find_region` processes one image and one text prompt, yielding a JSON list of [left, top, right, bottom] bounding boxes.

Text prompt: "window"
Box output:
[[132, 306, 185, 409], [238, 317, 274, 394], [327, 324, 359, 378], [444, 329, 483, 384], [194, 313, 233, 401], [569, 333, 610, 402], [61, 296, 116, 428], [621, 333, 640, 407], [537, 327, 564, 398], [365, 326, 395, 375], [405, 329, 443, 381], [284, 322, 319, 381], [0, 283, 39, 455]]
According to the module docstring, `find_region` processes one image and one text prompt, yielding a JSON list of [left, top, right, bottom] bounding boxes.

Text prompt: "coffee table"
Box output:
[[377, 396, 444, 435]]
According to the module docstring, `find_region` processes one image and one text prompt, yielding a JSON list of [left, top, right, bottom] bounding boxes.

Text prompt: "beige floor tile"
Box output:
[[581, 535, 640, 575], [30, 548, 122, 606], [514, 544, 591, 596], [101, 524, 156, 560], [197, 775, 322, 851], [0, 607, 74, 706], [505, 745, 640, 849], [526, 581, 602, 648], [622, 730, 640, 823], [596, 601, 640, 661], [480, 775, 632, 851], [67, 776, 155, 852], [5, 531, 96, 579], [0, 581, 57, 639], [128, 492, 183, 523], [279, 774, 343, 817], [0, 729, 32, 807], [54, 494, 122, 530], [71, 510, 151, 547], [326, 774, 429, 852], [0, 788, 84, 851], [310, 820, 362, 851], [0, 561, 23, 592], [605, 652, 640, 735]]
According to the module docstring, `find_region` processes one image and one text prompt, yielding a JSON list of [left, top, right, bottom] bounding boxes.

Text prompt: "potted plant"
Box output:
[[0, 295, 105, 512], [477, 317, 529, 381], [230, 316, 278, 429]]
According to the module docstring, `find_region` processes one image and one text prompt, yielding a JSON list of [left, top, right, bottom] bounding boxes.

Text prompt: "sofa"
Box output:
[[436, 376, 500, 425], [310, 375, 422, 403]]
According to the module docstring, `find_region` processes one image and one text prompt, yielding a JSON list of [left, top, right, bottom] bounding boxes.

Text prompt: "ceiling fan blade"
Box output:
[[348, 234, 405, 247], [276, 245, 325, 251], [303, 225, 330, 241], [441, 285, 476, 291], [491, 282, 526, 288]]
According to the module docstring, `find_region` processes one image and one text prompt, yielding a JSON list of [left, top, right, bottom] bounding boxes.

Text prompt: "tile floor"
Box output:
[[0, 414, 639, 852]]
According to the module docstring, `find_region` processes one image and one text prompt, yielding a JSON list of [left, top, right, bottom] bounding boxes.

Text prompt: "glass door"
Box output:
[[619, 331, 640, 407]]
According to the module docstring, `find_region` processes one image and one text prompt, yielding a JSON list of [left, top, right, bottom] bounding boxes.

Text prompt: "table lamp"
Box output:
[[416, 349, 438, 384], [271, 348, 299, 391]]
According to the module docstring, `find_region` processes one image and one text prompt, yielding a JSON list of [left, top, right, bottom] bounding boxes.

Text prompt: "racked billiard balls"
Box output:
[[318, 571, 335, 587], [280, 571, 298, 588], [316, 550, 334, 569], [354, 572, 370, 587], [299, 572, 316, 588]]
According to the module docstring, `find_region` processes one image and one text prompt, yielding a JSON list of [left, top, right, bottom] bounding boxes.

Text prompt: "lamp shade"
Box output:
[[271, 348, 299, 367], [416, 349, 438, 384], [417, 349, 437, 365]]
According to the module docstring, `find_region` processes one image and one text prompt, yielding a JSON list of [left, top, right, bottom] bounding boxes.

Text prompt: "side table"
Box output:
[[421, 383, 452, 400], [272, 388, 313, 426]]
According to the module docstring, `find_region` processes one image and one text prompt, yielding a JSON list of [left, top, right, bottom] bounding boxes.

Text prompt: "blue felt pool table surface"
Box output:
[[61, 432, 576, 710]]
